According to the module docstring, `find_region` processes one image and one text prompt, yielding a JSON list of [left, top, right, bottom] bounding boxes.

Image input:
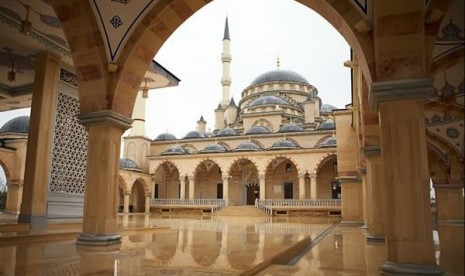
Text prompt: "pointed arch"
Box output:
[[264, 154, 301, 175], [312, 153, 338, 175], [225, 157, 262, 176]]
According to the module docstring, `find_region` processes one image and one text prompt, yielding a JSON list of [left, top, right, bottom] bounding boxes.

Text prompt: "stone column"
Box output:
[[144, 196, 150, 214], [222, 175, 229, 201], [364, 147, 385, 242], [18, 51, 60, 228], [76, 110, 132, 246], [258, 174, 266, 200], [371, 78, 442, 274], [434, 184, 464, 224], [298, 174, 306, 200], [5, 181, 23, 214], [123, 193, 130, 213], [309, 173, 317, 199], [179, 177, 186, 199], [188, 176, 195, 200], [340, 179, 364, 224]]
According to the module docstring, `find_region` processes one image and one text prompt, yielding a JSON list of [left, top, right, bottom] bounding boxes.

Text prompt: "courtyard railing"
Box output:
[[151, 198, 228, 213], [255, 199, 272, 216], [257, 199, 341, 208]]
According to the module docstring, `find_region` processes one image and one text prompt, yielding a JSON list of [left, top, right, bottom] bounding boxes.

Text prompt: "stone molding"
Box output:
[[433, 184, 464, 189], [369, 78, 434, 110], [362, 146, 381, 156], [380, 261, 443, 275], [78, 110, 133, 130], [338, 176, 362, 183]]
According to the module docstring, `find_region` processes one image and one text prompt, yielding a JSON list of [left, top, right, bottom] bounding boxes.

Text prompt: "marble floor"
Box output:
[[0, 213, 463, 275]]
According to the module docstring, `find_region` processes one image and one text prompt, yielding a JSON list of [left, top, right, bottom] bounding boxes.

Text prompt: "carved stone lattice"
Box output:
[[49, 91, 88, 194]]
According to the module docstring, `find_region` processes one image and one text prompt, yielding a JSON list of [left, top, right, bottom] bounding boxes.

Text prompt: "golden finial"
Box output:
[[276, 56, 280, 71]]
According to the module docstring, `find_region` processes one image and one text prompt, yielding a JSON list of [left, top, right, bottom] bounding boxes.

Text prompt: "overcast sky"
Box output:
[[0, 0, 351, 139]]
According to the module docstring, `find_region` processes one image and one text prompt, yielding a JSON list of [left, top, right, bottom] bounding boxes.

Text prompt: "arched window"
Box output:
[[285, 163, 292, 173]]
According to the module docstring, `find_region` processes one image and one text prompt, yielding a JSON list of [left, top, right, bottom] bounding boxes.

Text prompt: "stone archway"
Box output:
[[153, 161, 180, 199], [265, 157, 299, 200], [130, 179, 146, 213], [193, 159, 222, 200], [314, 154, 338, 199], [228, 158, 259, 206]]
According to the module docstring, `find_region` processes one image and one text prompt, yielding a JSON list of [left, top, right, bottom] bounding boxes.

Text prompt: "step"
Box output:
[[213, 206, 268, 217]]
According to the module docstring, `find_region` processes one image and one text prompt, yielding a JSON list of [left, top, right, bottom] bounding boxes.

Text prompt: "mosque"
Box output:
[[0, 0, 463, 275]]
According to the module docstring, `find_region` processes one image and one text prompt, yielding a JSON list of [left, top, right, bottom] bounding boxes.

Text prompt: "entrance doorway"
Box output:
[[284, 182, 293, 199], [217, 183, 223, 199], [246, 184, 259, 205]]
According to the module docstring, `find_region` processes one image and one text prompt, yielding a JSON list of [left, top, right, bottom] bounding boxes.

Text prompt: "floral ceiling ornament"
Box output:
[[109, 15, 123, 28]]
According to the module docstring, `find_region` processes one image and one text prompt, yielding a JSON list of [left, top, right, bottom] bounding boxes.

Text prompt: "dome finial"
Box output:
[[276, 55, 280, 71]]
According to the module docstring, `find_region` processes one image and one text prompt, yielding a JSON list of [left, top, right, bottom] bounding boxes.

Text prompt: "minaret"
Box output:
[[221, 17, 231, 108], [129, 88, 148, 136]]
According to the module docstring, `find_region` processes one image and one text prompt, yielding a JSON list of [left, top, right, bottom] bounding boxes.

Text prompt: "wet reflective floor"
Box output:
[[0, 213, 463, 275]]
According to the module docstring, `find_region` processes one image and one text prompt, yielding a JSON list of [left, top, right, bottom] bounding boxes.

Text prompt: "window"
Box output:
[[285, 163, 292, 173]]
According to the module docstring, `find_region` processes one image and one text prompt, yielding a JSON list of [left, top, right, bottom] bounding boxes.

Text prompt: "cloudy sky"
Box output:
[[0, 0, 351, 139]]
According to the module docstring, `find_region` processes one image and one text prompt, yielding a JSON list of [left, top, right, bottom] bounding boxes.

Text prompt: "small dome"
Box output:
[[161, 146, 188, 155], [183, 130, 205, 139], [316, 136, 337, 148], [320, 104, 337, 113], [0, 116, 29, 134], [250, 96, 290, 107], [268, 139, 299, 150], [250, 70, 310, 86], [154, 133, 177, 141], [234, 141, 262, 152], [316, 119, 335, 130], [119, 158, 142, 172], [215, 127, 237, 137], [278, 124, 304, 133], [200, 144, 227, 153], [245, 126, 271, 135]]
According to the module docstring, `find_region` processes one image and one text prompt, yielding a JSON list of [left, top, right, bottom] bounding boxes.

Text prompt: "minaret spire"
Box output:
[[221, 17, 232, 108]]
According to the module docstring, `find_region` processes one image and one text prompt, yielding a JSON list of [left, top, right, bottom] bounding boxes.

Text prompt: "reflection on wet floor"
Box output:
[[0, 214, 335, 275], [0, 214, 463, 275]]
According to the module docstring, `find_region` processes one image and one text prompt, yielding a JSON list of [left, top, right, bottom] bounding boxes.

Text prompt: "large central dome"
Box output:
[[250, 70, 309, 86]]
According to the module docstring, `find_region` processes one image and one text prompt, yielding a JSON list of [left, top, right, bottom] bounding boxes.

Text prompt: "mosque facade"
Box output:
[[121, 19, 349, 216]]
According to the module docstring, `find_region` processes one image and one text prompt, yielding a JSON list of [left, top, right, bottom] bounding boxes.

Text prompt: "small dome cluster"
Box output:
[[245, 126, 271, 135], [315, 136, 337, 148], [316, 119, 335, 130], [183, 130, 205, 139], [268, 139, 299, 150], [215, 127, 237, 137], [154, 133, 177, 141], [249, 96, 290, 107], [278, 124, 303, 133]]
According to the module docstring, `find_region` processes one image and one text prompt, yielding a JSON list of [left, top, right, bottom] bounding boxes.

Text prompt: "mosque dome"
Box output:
[[183, 130, 205, 139], [234, 141, 262, 152], [245, 126, 271, 135], [161, 146, 188, 155], [249, 95, 290, 107], [200, 144, 227, 153], [0, 116, 29, 134], [119, 158, 142, 172], [316, 119, 335, 130], [215, 127, 237, 137], [250, 70, 310, 86], [154, 133, 177, 141], [320, 104, 337, 113], [278, 123, 304, 133], [268, 139, 299, 150], [315, 136, 337, 148]]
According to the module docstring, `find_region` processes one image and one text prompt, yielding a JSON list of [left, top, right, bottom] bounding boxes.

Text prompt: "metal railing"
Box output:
[[255, 198, 272, 216], [257, 199, 341, 208]]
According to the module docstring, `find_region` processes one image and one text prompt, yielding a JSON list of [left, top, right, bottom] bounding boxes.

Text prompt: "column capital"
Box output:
[[258, 174, 266, 180], [369, 78, 433, 110], [309, 173, 317, 178], [222, 174, 230, 181], [187, 175, 194, 181], [359, 167, 367, 175], [78, 110, 133, 130], [362, 146, 381, 156], [298, 173, 306, 179]]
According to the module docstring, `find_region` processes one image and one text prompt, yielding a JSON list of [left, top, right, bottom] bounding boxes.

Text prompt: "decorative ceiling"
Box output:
[[0, 0, 177, 112]]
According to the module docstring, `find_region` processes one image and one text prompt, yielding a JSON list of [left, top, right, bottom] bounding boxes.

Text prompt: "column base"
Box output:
[[366, 234, 385, 242], [76, 233, 121, 246], [18, 214, 47, 228], [361, 224, 368, 230], [381, 261, 444, 275]]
